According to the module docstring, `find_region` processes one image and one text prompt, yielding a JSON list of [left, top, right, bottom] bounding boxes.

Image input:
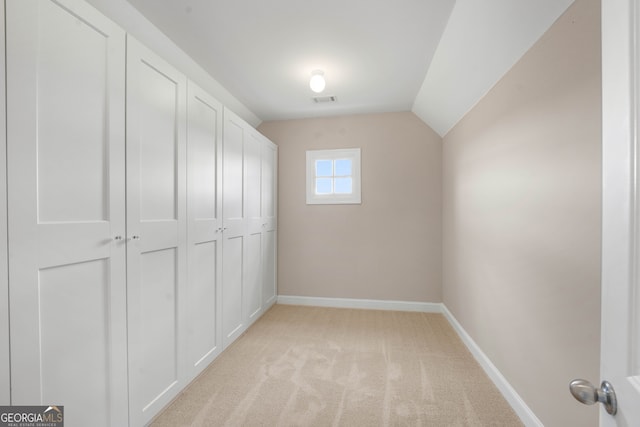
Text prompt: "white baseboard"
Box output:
[[276, 295, 443, 313], [441, 305, 543, 427], [276, 294, 541, 427]]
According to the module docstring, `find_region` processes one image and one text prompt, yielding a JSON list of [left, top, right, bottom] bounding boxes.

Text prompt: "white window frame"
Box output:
[[306, 148, 361, 205]]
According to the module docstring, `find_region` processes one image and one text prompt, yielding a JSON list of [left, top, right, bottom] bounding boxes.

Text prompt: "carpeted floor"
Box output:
[[151, 304, 523, 426]]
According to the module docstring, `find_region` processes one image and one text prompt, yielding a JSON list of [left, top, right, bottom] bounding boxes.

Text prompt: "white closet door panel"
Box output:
[[223, 112, 245, 226], [222, 108, 247, 346], [6, 1, 128, 425], [263, 229, 277, 306], [139, 248, 178, 407], [39, 260, 111, 416], [138, 65, 178, 220], [189, 241, 219, 367], [247, 132, 262, 224], [126, 36, 187, 426], [262, 139, 278, 307], [246, 232, 263, 322], [222, 235, 244, 345], [244, 130, 263, 322], [0, 2, 9, 406], [35, 3, 110, 223], [186, 81, 223, 379], [262, 140, 278, 225], [189, 88, 221, 221]]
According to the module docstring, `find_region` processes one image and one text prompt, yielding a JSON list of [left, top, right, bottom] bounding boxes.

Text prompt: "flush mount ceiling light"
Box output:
[[309, 70, 326, 93]]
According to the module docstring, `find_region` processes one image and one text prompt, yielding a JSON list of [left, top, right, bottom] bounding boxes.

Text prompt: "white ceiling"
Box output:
[[124, 0, 575, 136]]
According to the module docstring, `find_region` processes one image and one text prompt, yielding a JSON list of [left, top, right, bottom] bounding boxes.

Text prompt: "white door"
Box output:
[[222, 108, 247, 346], [246, 130, 264, 324], [186, 81, 223, 380], [262, 139, 278, 307], [0, 2, 9, 407], [6, 1, 129, 426], [597, 0, 640, 425], [126, 36, 188, 426]]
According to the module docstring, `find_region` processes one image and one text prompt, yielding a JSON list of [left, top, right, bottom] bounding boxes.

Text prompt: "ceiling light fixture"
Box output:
[[309, 70, 326, 93]]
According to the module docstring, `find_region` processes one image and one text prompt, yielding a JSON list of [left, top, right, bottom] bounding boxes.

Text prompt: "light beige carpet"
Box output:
[[151, 304, 523, 426]]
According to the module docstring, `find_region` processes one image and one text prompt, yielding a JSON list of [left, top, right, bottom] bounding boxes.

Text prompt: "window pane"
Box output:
[[316, 178, 332, 194], [334, 177, 352, 194], [316, 160, 333, 177], [335, 159, 352, 176], [306, 148, 360, 205]]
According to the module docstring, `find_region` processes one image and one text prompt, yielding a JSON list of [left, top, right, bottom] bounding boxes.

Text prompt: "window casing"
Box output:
[[306, 148, 361, 204]]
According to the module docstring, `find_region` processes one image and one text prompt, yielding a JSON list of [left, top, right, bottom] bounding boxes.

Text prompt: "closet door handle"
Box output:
[[130, 235, 140, 241], [570, 379, 617, 415], [114, 235, 123, 241]]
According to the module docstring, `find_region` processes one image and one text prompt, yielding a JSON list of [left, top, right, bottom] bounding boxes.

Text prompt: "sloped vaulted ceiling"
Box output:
[[412, 0, 575, 136], [90, 0, 575, 136]]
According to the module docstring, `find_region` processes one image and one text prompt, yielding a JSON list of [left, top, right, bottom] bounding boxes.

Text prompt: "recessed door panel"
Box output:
[[223, 119, 244, 220], [190, 95, 219, 220], [138, 63, 178, 221], [140, 248, 178, 408], [263, 229, 277, 305], [246, 232, 262, 322], [223, 236, 243, 345], [247, 133, 262, 220], [189, 241, 218, 367], [262, 141, 277, 219], [36, 5, 108, 223], [39, 260, 111, 426]]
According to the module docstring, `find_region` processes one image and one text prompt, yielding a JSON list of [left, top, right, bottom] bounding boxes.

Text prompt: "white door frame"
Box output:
[[600, 0, 640, 425], [0, 1, 9, 406]]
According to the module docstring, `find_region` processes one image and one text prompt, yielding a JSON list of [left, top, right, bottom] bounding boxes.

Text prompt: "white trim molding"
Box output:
[[276, 295, 542, 426], [441, 305, 544, 427], [277, 295, 442, 312]]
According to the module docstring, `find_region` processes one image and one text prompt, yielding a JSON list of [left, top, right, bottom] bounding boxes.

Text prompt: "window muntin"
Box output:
[[314, 158, 353, 195]]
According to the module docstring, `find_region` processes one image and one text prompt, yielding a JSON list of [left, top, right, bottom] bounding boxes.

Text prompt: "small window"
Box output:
[[306, 148, 361, 204]]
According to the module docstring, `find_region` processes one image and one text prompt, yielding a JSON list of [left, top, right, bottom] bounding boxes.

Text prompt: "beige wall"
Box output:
[[442, 0, 601, 426], [259, 112, 442, 302]]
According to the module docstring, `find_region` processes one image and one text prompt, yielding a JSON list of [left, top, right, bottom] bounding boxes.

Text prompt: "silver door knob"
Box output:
[[114, 236, 123, 241], [570, 379, 617, 415], [130, 235, 140, 240]]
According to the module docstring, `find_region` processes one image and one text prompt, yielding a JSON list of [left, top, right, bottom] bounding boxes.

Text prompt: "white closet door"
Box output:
[[6, 1, 128, 426], [262, 140, 278, 307], [245, 130, 263, 324], [222, 108, 247, 347], [186, 81, 223, 380], [0, 2, 9, 407], [126, 36, 187, 426]]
